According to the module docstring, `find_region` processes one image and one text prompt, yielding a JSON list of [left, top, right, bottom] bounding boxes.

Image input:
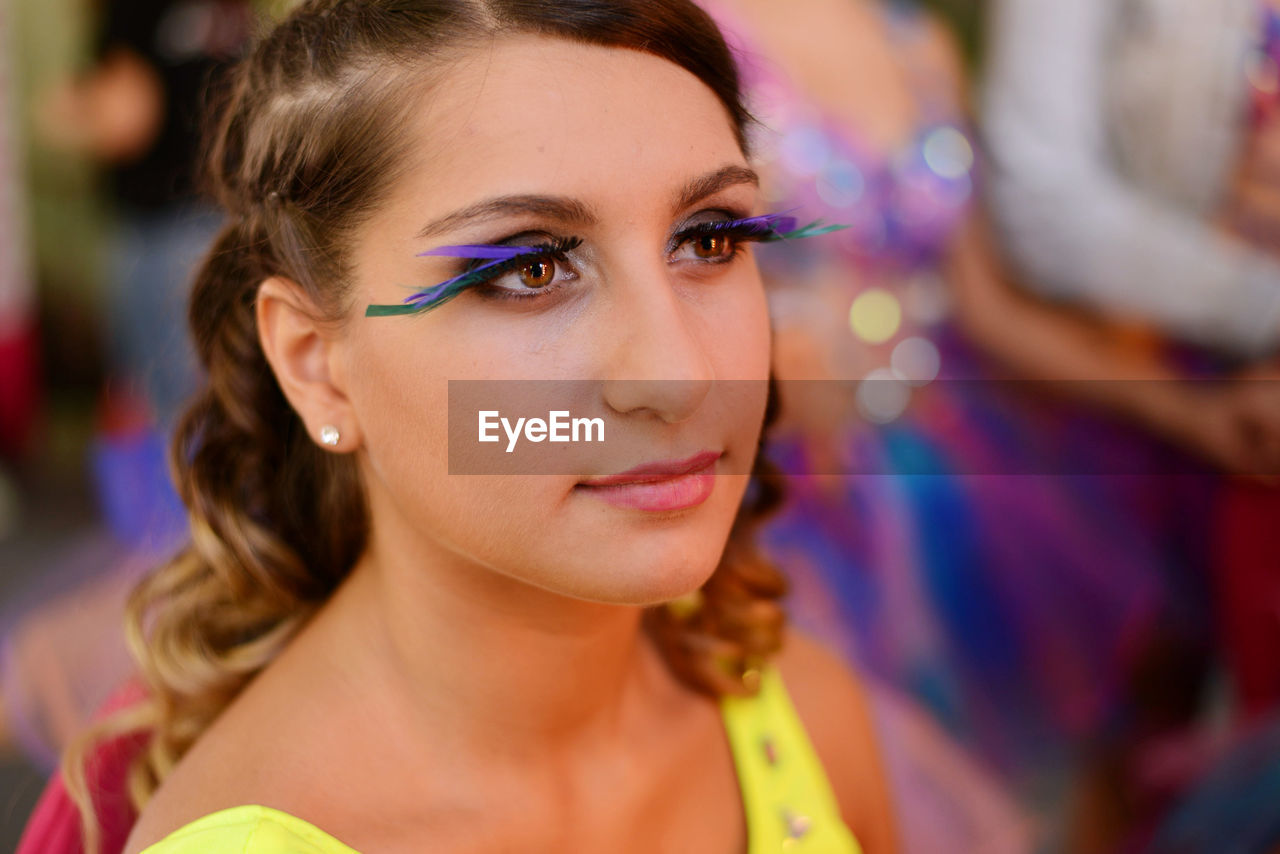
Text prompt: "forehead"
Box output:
[[393, 35, 746, 218]]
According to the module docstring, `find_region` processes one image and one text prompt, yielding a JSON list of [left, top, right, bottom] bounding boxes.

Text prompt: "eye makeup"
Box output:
[[364, 211, 847, 317], [365, 236, 582, 317]]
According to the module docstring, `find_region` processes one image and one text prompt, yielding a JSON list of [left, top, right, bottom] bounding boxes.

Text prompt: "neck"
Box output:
[[318, 527, 673, 764]]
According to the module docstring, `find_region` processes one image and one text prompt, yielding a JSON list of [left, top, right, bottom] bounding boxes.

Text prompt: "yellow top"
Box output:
[[140, 666, 861, 853]]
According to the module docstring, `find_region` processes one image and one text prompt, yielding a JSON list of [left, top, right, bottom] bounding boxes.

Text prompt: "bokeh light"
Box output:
[[891, 336, 942, 386], [849, 288, 902, 344]]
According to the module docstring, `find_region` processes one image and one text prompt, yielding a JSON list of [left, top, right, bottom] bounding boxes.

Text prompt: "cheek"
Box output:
[[692, 271, 772, 476], [346, 326, 592, 580], [349, 330, 451, 473], [702, 267, 772, 382], [348, 314, 547, 464], [346, 328, 491, 529]]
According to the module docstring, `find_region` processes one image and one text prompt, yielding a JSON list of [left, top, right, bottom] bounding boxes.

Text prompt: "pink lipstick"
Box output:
[[575, 450, 721, 512]]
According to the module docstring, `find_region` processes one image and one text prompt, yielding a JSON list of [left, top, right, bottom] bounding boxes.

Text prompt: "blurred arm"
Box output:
[[981, 0, 1280, 359], [36, 47, 164, 164], [903, 17, 1268, 470]]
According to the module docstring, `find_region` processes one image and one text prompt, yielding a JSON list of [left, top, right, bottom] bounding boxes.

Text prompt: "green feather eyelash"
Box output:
[[365, 212, 848, 317]]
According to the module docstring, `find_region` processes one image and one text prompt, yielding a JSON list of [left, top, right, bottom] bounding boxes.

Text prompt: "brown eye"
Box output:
[[518, 257, 556, 288], [692, 233, 732, 259]]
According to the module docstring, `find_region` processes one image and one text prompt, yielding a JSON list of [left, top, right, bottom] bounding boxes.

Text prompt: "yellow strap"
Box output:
[[719, 667, 863, 853]]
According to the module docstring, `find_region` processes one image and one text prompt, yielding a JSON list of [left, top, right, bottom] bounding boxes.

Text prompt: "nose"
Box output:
[[598, 259, 715, 423]]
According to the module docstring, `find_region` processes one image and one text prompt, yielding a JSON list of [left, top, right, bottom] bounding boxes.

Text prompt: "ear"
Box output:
[[256, 276, 360, 452]]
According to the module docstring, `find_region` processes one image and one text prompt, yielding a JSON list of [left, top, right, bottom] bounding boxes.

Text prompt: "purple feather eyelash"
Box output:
[[367, 240, 576, 316], [365, 210, 846, 317], [416, 244, 546, 260], [707, 211, 798, 236], [412, 211, 798, 264]]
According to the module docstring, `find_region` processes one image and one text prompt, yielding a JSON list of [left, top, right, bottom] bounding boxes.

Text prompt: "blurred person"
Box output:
[[983, 0, 1280, 359], [36, 0, 253, 548], [983, 0, 1280, 758], [0, 0, 47, 765], [1211, 0, 1280, 729], [699, 0, 1258, 848], [0, 0, 254, 763], [1, 0, 96, 766], [18, 1, 905, 853]]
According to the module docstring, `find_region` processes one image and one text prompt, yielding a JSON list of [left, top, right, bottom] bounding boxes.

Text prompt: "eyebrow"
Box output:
[[414, 164, 760, 241], [672, 164, 760, 212], [416, 195, 596, 239]]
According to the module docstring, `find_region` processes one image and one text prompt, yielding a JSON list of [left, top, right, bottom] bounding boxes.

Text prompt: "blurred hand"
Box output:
[[1145, 368, 1280, 477], [33, 48, 164, 163]]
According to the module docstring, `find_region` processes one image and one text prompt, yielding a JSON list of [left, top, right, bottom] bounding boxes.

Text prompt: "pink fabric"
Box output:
[[0, 321, 39, 456], [16, 678, 151, 854], [866, 679, 1037, 853]]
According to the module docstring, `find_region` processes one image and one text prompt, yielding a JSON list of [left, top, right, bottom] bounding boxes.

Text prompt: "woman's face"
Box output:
[[336, 35, 771, 605]]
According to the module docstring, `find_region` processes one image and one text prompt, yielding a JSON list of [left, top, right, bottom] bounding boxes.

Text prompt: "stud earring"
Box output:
[[319, 425, 341, 447]]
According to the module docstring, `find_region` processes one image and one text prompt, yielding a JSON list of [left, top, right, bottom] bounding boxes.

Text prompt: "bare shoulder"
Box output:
[[774, 631, 900, 854], [122, 759, 234, 853], [120, 717, 272, 854], [120, 671, 328, 853]]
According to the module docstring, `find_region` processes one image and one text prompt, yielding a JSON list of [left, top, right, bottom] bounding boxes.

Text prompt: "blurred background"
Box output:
[[2, 0, 1279, 852]]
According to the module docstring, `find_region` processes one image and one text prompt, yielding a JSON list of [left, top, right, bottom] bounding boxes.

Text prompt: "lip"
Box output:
[[577, 450, 723, 487], [575, 450, 722, 512]]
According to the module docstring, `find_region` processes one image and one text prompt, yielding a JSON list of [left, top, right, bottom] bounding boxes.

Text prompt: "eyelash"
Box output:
[[469, 216, 766, 303], [466, 235, 584, 302]]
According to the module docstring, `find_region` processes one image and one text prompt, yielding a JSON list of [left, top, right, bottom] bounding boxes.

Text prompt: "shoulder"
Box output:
[[121, 694, 320, 854], [121, 722, 263, 853], [122, 780, 244, 854], [773, 631, 900, 854], [127, 805, 353, 854]]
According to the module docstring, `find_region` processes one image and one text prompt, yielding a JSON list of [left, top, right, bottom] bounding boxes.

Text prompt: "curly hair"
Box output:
[[62, 2, 787, 850]]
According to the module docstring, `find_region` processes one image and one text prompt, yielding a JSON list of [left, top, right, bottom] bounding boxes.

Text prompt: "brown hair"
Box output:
[[64, 2, 784, 849]]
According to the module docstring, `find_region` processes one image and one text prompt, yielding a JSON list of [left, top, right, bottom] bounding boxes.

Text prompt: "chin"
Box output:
[[562, 530, 729, 607], [594, 487, 746, 605]]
